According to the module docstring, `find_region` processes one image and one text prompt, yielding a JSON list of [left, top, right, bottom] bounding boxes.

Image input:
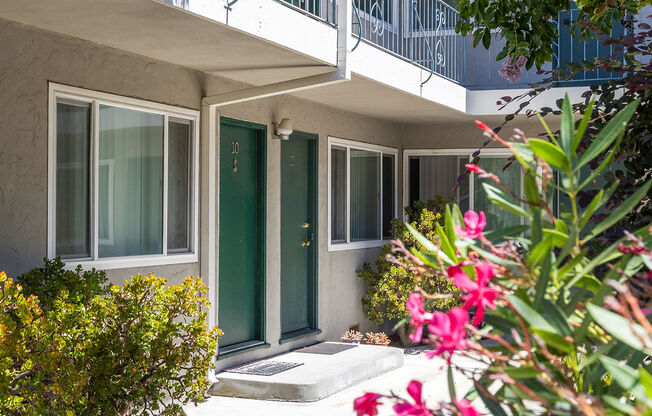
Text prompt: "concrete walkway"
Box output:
[[185, 347, 481, 416]]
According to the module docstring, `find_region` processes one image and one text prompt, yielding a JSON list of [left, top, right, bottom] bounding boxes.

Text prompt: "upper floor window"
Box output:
[[48, 84, 199, 269], [406, 149, 523, 230], [329, 137, 397, 250]]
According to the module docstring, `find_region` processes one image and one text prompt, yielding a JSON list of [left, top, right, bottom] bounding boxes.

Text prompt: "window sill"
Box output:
[[60, 253, 198, 271], [328, 239, 391, 252]]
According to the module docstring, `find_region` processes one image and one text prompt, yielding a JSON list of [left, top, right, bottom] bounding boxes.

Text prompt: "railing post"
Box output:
[[409, 0, 414, 61]]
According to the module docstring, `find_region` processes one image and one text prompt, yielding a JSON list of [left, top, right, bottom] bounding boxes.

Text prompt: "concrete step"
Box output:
[[209, 342, 404, 402]]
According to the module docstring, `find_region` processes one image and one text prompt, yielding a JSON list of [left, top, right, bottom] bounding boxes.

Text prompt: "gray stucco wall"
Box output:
[[0, 19, 406, 369]]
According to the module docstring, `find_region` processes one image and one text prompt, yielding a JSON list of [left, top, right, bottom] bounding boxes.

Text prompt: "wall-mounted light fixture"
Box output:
[[272, 118, 293, 141]]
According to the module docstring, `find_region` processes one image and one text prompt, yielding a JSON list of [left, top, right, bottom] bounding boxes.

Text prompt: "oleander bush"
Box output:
[[358, 196, 459, 326], [0, 267, 221, 416], [355, 96, 652, 415]]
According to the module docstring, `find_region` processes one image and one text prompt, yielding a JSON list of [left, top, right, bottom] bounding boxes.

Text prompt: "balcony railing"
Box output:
[[352, 0, 465, 84], [352, 0, 624, 88], [280, 0, 338, 25]]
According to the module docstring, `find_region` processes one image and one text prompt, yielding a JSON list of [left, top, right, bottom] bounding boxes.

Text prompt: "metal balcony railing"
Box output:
[[351, 0, 625, 88], [352, 0, 465, 84], [280, 0, 338, 25]]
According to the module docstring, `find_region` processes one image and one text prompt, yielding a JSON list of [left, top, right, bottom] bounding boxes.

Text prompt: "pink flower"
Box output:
[[393, 380, 433, 416], [425, 307, 469, 362], [454, 210, 486, 240], [465, 164, 483, 174], [454, 398, 480, 416], [406, 293, 434, 343], [499, 55, 527, 83], [448, 262, 499, 326], [354, 392, 382, 416], [474, 120, 492, 132]]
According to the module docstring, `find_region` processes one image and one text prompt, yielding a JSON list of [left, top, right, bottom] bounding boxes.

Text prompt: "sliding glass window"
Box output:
[[406, 151, 522, 230], [50, 85, 198, 268], [329, 138, 397, 250]]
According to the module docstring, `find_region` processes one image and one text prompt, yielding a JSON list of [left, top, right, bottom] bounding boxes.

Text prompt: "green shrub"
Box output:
[[0, 270, 221, 416], [16, 257, 107, 310], [358, 196, 459, 325]]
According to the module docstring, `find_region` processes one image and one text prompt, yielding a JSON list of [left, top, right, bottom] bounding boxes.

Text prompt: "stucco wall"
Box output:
[[0, 19, 406, 369], [0, 19, 207, 285]]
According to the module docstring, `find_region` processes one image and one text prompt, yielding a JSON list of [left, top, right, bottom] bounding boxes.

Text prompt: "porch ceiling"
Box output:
[[292, 74, 475, 123], [0, 0, 333, 85]]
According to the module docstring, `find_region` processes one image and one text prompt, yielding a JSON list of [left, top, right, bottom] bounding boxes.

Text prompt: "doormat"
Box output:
[[295, 342, 358, 355], [224, 360, 303, 376]]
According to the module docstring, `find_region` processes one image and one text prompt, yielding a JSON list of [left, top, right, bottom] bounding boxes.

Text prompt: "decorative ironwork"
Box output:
[[434, 10, 445, 68], [369, 1, 385, 36]]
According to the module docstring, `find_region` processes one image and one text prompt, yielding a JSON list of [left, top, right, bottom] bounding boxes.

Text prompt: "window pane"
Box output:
[[98, 105, 164, 258], [382, 154, 395, 239], [350, 149, 380, 241], [330, 146, 347, 243], [474, 156, 521, 229], [56, 102, 91, 258], [167, 120, 191, 252]]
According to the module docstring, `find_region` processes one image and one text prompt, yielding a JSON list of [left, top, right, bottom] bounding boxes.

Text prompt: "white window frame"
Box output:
[[402, 148, 523, 221], [328, 136, 398, 251], [47, 83, 200, 270]]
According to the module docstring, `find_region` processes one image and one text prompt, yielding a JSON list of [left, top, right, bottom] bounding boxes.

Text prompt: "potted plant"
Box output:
[[340, 329, 363, 344], [363, 332, 390, 346]]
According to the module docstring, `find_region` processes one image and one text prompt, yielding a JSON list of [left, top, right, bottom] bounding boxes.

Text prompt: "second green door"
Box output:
[[280, 132, 317, 338]]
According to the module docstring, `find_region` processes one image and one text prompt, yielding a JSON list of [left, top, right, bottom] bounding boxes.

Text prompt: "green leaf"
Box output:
[[511, 142, 535, 164], [509, 295, 557, 334], [524, 169, 542, 206], [587, 303, 652, 354], [529, 139, 569, 169], [528, 236, 552, 268], [501, 366, 540, 379], [585, 179, 652, 240], [577, 131, 624, 191], [532, 328, 574, 353], [435, 222, 458, 264], [600, 356, 639, 390], [482, 184, 532, 221], [577, 99, 640, 169], [534, 251, 551, 309], [475, 381, 509, 416], [602, 395, 636, 414], [579, 189, 604, 230], [542, 229, 568, 248], [560, 94, 573, 154], [536, 112, 560, 145], [572, 99, 595, 153], [445, 205, 457, 246], [541, 299, 572, 337]]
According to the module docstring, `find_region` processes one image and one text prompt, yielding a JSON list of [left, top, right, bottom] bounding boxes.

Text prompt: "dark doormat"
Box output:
[[295, 342, 358, 355], [224, 360, 303, 376]]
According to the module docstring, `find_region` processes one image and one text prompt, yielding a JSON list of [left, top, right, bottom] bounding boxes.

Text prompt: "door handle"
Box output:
[[302, 240, 311, 247], [302, 222, 310, 229]]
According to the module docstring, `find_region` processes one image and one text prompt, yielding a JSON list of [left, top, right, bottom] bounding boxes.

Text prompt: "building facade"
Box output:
[[0, 0, 638, 370]]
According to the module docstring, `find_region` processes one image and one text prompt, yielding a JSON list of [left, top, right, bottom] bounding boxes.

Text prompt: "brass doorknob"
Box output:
[[302, 240, 311, 247], [302, 222, 310, 229]]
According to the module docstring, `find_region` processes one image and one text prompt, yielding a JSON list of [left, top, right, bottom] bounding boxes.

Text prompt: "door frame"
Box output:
[[217, 116, 267, 358], [279, 130, 319, 342]]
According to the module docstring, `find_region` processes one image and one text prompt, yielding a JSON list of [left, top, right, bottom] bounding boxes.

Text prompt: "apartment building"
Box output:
[[0, 0, 630, 369]]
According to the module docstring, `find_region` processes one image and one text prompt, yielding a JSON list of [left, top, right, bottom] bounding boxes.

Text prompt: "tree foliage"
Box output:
[[355, 97, 652, 415]]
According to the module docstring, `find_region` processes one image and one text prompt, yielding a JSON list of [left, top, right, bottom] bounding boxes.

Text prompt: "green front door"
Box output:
[[280, 132, 317, 338], [218, 118, 266, 352]]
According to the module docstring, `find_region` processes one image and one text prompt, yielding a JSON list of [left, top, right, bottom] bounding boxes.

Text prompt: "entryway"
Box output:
[[280, 131, 318, 341], [218, 117, 266, 355]]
